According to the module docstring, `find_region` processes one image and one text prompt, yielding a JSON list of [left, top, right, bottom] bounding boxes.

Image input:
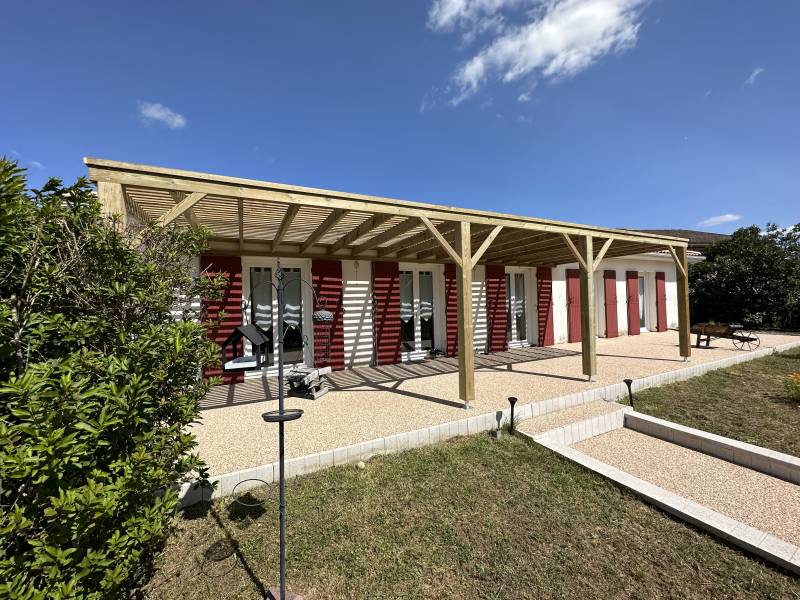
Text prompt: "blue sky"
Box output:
[[3, 1, 798, 232]]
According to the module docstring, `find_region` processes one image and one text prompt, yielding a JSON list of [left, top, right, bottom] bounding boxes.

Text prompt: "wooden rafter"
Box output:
[[470, 226, 503, 264], [353, 218, 418, 253], [328, 213, 393, 253], [237, 198, 244, 252], [380, 222, 451, 257], [300, 209, 347, 253], [272, 204, 300, 251], [157, 191, 206, 225]]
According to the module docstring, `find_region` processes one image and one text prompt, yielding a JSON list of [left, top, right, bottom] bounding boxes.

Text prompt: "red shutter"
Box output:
[[626, 271, 640, 335], [536, 267, 554, 346], [372, 261, 401, 365], [566, 269, 582, 343], [311, 259, 345, 370], [655, 271, 667, 332], [200, 255, 244, 385], [603, 270, 619, 338], [485, 264, 508, 353], [444, 263, 458, 357]]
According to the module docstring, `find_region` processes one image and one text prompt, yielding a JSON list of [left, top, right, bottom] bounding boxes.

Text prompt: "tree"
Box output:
[[689, 223, 800, 329], [0, 159, 223, 598]]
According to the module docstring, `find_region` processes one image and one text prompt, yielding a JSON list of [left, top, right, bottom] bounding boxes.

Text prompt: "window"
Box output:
[[506, 270, 528, 346], [400, 271, 415, 351], [638, 275, 647, 332], [282, 268, 304, 363]]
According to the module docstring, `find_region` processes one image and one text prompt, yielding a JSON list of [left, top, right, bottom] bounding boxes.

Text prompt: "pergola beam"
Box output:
[[420, 217, 462, 267], [300, 209, 347, 253], [470, 225, 503, 264], [455, 222, 474, 407], [271, 205, 300, 252], [674, 246, 691, 359], [157, 191, 206, 226]]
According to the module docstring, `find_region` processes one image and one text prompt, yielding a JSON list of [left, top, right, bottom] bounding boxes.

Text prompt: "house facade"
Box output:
[[197, 251, 694, 386]]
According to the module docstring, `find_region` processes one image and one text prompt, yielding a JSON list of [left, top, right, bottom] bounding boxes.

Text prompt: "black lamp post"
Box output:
[[623, 378, 634, 410], [508, 396, 518, 434]]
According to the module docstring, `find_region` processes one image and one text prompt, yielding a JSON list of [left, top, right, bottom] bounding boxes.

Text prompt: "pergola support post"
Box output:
[[455, 221, 475, 408], [675, 246, 691, 360], [578, 235, 597, 380], [97, 181, 126, 228]]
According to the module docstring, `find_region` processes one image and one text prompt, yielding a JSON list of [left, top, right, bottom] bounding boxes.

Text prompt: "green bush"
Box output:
[[689, 224, 800, 329], [0, 159, 224, 598]]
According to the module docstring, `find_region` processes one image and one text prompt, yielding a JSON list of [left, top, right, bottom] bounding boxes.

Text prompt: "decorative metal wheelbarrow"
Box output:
[[690, 322, 761, 351]]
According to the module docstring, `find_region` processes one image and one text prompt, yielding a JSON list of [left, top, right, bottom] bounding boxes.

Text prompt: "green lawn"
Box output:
[[632, 349, 800, 456], [145, 435, 800, 599]]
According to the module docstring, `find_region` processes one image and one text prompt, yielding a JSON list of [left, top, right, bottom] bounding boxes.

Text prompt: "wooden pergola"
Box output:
[[87, 157, 691, 408]]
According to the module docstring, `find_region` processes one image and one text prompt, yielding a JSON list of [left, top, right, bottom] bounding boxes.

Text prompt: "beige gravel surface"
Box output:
[[516, 400, 624, 435], [194, 331, 797, 475], [574, 428, 800, 546]]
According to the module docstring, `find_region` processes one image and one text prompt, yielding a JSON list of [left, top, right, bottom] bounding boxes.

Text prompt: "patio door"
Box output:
[[505, 271, 528, 347], [243, 259, 312, 374], [399, 268, 436, 361], [638, 275, 648, 332]]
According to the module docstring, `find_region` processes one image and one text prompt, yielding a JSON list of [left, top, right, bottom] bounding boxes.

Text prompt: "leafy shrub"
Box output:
[[0, 159, 223, 598]]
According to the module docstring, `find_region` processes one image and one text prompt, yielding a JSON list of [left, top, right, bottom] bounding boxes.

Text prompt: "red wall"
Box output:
[[200, 255, 244, 385], [626, 271, 640, 335], [485, 264, 508, 353], [566, 269, 582, 343], [311, 259, 345, 370], [655, 271, 667, 332], [603, 270, 619, 338], [536, 267, 554, 346], [444, 263, 458, 357], [372, 261, 401, 365]]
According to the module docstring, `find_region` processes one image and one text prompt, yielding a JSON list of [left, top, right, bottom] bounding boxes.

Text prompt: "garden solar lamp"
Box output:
[[623, 378, 634, 410], [508, 396, 518, 434]]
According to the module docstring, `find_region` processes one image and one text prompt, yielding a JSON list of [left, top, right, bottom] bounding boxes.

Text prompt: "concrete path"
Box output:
[[575, 428, 800, 547]]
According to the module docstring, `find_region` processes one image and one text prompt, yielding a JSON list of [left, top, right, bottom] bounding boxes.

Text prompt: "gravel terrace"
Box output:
[[194, 330, 798, 475], [574, 428, 800, 547]]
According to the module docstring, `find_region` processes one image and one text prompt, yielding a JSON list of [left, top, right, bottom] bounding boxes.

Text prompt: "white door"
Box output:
[[400, 268, 436, 361]]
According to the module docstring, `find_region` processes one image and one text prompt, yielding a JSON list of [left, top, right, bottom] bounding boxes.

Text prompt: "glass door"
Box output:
[[506, 271, 528, 346], [638, 275, 647, 332], [282, 268, 304, 364], [399, 268, 436, 360], [249, 267, 274, 366]]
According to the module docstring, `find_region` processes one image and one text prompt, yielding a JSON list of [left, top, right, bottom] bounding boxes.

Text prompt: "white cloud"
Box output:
[[430, 0, 649, 106], [137, 101, 187, 129], [29, 160, 45, 169], [744, 67, 764, 86], [697, 213, 742, 227], [517, 91, 531, 102]]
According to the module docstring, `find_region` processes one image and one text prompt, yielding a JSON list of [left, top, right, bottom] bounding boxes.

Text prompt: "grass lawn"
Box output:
[[145, 435, 800, 599], [632, 349, 800, 456]]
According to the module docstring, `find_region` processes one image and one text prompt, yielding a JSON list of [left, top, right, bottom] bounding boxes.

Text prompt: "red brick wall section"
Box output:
[[485, 264, 508, 353], [200, 255, 244, 385], [372, 261, 401, 365], [655, 271, 667, 332], [311, 259, 345, 370], [626, 271, 640, 335], [536, 267, 555, 346], [566, 268, 582, 343], [444, 263, 458, 357], [603, 270, 619, 338]]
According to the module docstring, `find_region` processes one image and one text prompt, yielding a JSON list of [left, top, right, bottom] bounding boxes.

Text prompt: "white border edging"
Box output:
[[180, 339, 800, 507]]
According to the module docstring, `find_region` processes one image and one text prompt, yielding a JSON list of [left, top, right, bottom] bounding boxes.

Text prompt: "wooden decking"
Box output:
[[201, 345, 577, 410]]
